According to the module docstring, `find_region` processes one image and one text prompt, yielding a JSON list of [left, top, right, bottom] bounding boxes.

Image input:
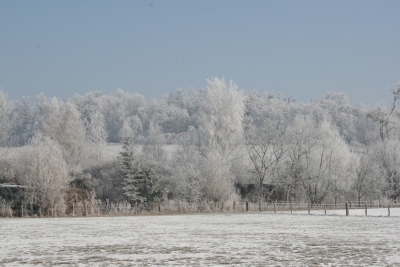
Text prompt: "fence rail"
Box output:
[[1, 200, 399, 218]]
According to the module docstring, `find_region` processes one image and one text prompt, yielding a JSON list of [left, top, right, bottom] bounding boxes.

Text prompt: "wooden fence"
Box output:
[[1, 200, 399, 218]]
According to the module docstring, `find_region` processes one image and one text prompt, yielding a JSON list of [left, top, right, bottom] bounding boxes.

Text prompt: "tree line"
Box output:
[[1, 78, 400, 214]]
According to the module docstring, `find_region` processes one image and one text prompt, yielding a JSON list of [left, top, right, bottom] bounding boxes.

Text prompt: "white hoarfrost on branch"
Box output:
[[302, 121, 354, 204], [18, 134, 69, 215], [197, 77, 245, 158], [194, 78, 245, 202], [246, 119, 287, 204], [88, 110, 108, 163]]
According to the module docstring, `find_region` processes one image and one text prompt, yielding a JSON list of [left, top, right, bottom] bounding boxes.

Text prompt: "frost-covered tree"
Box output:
[[302, 121, 353, 204], [244, 91, 291, 133], [87, 110, 108, 163], [282, 115, 318, 202], [192, 78, 245, 202], [147, 97, 191, 134], [170, 145, 203, 202], [12, 96, 34, 146], [18, 134, 69, 215], [131, 167, 164, 208], [0, 90, 14, 147], [373, 139, 400, 200], [197, 77, 245, 158], [57, 101, 87, 171], [120, 136, 164, 207], [367, 83, 400, 141], [102, 89, 146, 142], [119, 137, 139, 202], [246, 119, 286, 206], [103, 93, 126, 142], [353, 105, 378, 147], [312, 92, 355, 143], [34, 94, 61, 140], [114, 89, 146, 118], [71, 91, 104, 125], [201, 150, 234, 203], [142, 121, 165, 163], [350, 152, 381, 204], [33, 97, 87, 171], [118, 115, 143, 143]]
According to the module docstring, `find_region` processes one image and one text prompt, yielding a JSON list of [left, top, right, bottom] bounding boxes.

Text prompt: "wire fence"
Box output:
[[1, 199, 399, 218]]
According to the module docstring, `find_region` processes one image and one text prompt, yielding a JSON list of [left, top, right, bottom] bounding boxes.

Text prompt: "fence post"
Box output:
[[246, 201, 248, 212], [158, 203, 161, 213], [221, 202, 224, 211], [21, 205, 24, 218], [258, 202, 261, 212], [84, 202, 88, 216], [308, 203, 310, 215], [233, 201, 236, 211], [54, 204, 57, 217], [364, 204, 367, 216], [290, 201, 293, 214], [38, 206, 41, 217], [72, 203, 75, 217], [274, 201, 277, 213], [345, 203, 349, 216], [6, 205, 10, 217], [388, 204, 390, 217], [324, 203, 326, 215]]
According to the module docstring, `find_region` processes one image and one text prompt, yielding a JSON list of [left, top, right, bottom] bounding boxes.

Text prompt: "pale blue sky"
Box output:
[[1, 0, 399, 105]]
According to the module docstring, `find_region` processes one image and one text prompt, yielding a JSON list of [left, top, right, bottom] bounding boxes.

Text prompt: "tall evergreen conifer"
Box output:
[[119, 137, 141, 203], [119, 136, 164, 207]]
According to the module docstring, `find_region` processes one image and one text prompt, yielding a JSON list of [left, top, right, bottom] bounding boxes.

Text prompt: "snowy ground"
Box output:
[[1, 209, 400, 266], [102, 143, 179, 162]]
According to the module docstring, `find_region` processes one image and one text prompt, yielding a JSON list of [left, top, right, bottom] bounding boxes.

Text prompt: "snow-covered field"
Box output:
[[0, 144, 180, 162], [1, 210, 400, 266]]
